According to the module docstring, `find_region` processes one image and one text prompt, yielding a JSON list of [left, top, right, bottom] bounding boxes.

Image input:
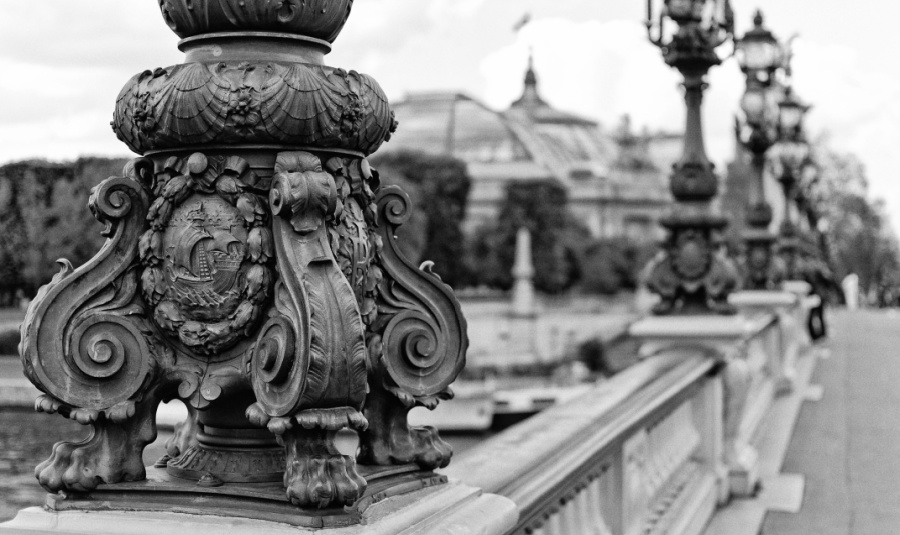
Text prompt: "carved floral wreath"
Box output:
[[138, 152, 273, 355]]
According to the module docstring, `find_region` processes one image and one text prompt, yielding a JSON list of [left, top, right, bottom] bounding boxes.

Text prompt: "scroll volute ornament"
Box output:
[[20, 159, 166, 493], [20, 159, 153, 411], [248, 151, 368, 419], [357, 184, 468, 469], [246, 152, 370, 507]]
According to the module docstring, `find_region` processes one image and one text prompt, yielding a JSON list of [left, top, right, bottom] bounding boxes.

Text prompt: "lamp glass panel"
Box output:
[[741, 90, 767, 124], [739, 39, 779, 71]]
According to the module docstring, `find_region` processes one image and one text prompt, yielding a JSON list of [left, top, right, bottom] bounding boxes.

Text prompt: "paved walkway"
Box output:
[[763, 309, 900, 534]]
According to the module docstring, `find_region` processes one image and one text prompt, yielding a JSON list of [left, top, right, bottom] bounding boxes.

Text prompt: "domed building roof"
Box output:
[[378, 55, 673, 239], [385, 92, 533, 165], [384, 53, 617, 180]]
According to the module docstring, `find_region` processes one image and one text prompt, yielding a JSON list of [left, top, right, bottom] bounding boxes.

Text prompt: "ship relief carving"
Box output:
[[139, 152, 273, 355]]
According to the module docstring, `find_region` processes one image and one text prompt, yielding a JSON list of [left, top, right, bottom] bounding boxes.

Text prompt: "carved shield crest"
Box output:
[[139, 153, 273, 356], [672, 230, 711, 281]]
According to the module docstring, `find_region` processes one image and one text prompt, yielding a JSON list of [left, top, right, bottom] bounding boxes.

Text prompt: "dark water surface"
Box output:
[[0, 409, 169, 522], [0, 409, 88, 521]]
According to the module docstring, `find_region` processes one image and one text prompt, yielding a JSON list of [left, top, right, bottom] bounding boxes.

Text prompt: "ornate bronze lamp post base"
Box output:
[[644, 2, 741, 315], [19, 1, 467, 521], [645, 209, 738, 315], [44, 463, 446, 528]]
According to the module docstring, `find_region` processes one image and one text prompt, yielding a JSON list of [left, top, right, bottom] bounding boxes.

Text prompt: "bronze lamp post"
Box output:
[[18, 0, 468, 522], [734, 10, 785, 289], [773, 85, 812, 279], [644, 0, 740, 314]]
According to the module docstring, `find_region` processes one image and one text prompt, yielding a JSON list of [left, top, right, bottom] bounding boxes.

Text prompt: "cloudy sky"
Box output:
[[2, 0, 899, 233]]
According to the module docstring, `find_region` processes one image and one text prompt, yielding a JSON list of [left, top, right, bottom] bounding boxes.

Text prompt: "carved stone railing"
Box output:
[[446, 352, 720, 535], [445, 297, 810, 535]]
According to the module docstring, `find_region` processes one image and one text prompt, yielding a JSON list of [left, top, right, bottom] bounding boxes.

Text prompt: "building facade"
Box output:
[[379, 58, 678, 242]]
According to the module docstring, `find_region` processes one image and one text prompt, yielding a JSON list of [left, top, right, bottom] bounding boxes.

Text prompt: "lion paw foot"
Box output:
[[285, 454, 367, 509], [408, 426, 453, 469], [36, 437, 142, 493]]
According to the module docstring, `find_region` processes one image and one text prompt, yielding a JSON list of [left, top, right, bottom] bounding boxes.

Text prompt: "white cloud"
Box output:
[[479, 19, 741, 169]]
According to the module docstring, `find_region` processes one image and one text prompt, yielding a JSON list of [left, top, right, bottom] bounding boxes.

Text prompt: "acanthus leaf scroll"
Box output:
[[357, 183, 468, 470], [19, 159, 166, 493]]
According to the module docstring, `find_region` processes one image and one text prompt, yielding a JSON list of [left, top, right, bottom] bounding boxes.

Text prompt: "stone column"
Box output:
[[511, 227, 537, 318]]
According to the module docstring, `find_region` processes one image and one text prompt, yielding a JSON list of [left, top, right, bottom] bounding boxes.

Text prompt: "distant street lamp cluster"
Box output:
[[643, 0, 828, 317]]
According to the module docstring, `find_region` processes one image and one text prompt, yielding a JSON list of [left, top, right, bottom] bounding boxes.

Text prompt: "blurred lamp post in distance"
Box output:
[[642, 0, 740, 315], [773, 84, 812, 279], [734, 10, 786, 289]]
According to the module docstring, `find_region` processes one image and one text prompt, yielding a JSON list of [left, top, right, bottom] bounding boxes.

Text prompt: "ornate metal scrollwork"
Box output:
[[21, 161, 153, 410], [645, 225, 739, 315], [246, 151, 370, 508], [20, 159, 166, 493], [357, 184, 468, 469]]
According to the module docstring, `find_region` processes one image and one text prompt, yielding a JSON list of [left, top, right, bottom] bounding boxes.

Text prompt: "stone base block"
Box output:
[[0, 481, 518, 535], [775, 374, 796, 396], [629, 314, 762, 359], [727, 449, 760, 498], [729, 290, 797, 311]]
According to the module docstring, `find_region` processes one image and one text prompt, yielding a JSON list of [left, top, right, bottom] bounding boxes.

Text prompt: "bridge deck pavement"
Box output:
[[763, 309, 900, 534]]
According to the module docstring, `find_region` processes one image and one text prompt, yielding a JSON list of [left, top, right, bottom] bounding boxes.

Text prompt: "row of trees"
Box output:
[[803, 142, 900, 306], [0, 158, 127, 306], [0, 152, 649, 305], [466, 180, 655, 295], [374, 155, 656, 296]]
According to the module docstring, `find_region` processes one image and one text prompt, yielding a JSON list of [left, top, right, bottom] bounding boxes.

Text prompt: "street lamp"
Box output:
[[643, 0, 740, 315], [734, 10, 785, 289], [774, 85, 811, 279]]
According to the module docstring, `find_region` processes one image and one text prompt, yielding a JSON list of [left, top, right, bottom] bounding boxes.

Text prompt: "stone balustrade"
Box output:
[[443, 292, 811, 535]]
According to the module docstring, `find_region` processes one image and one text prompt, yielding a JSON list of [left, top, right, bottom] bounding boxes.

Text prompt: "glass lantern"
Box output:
[[741, 87, 768, 126], [735, 11, 781, 76], [778, 88, 808, 137], [778, 139, 810, 172]]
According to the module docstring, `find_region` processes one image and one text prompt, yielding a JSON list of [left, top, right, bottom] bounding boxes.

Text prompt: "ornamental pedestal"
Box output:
[[9, 2, 489, 529], [644, 5, 740, 316]]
